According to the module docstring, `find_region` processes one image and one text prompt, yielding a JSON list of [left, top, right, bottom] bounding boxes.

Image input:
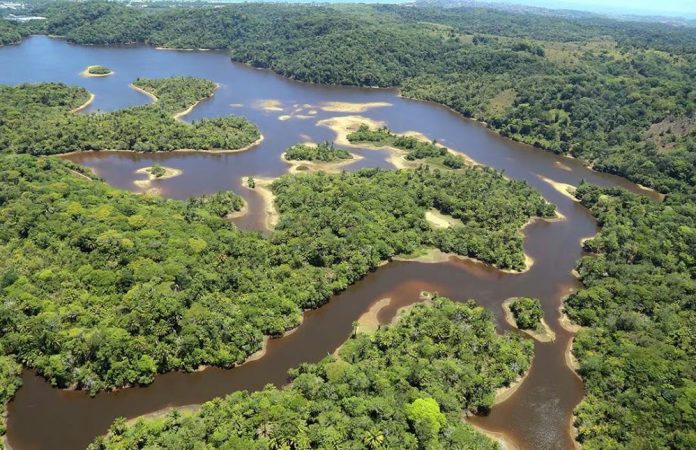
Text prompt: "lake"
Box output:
[[0, 36, 659, 450]]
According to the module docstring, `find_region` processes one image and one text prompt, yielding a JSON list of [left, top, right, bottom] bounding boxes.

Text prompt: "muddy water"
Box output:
[[1, 36, 660, 450]]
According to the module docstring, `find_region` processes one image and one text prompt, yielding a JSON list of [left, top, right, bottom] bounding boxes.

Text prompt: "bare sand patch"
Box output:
[[253, 99, 284, 112], [242, 176, 278, 231], [558, 303, 584, 334], [425, 209, 461, 229], [537, 175, 578, 202], [125, 404, 200, 426], [230, 103, 244, 108], [356, 297, 393, 333], [80, 65, 113, 78], [502, 298, 556, 343], [319, 101, 392, 113], [70, 93, 95, 113]]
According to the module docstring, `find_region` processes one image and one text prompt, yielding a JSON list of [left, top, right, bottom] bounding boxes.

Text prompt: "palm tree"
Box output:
[[362, 427, 385, 449]]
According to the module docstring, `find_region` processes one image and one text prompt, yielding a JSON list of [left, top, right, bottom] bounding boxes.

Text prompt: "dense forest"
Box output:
[[2, 2, 695, 449], [0, 154, 547, 396], [16, 1, 696, 193], [508, 297, 543, 330], [563, 185, 695, 449], [284, 141, 353, 162], [90, 298, 531, 449], [0, 77, 260, 154]]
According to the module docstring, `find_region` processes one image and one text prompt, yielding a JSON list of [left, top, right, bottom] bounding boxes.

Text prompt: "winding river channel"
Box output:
[[0, 36, 661, 450]]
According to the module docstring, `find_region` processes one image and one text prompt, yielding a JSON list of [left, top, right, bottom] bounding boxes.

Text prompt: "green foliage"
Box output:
[[0, 356, 22, 448], [564, 184, 696, 449], [0, 77, 260, 154], [348, 125, 449, 161], [284, 141, 352, 162], [90, 298, 532, 449], [148, 164, 165, 178], [0, 155, 547, 395], [509, 297, 543, 330], [271, 166, 555, 272], [87, 65, 111, 75], [30, 1, 696, 192]]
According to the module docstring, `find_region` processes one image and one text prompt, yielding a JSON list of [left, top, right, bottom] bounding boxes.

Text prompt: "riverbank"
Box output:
[[241, 176, 278, 231], [70, 93, 95, 113], [129, 82, 157, 102], [502, 298, 556, 343]]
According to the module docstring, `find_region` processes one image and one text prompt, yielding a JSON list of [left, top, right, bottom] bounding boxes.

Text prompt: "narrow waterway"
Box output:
[[1, 36, 660, 450]]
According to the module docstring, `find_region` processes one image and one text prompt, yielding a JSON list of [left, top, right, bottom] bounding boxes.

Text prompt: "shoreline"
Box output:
[[133, 166, 182, 189], [128, 83, 158, 102], [173, 82, 220, 120], [502, 298, 556, 343], [241, 176, 279, 231], [80, 65, 113, 78], [70, 93, 95, 113], [225, 198, 248, 220]]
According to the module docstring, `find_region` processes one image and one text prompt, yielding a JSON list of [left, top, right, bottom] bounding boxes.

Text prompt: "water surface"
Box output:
[[1, 36, 659, 450]]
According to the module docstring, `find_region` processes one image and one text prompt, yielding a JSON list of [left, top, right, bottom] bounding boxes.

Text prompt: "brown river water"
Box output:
[[0, 36, 661, 450]]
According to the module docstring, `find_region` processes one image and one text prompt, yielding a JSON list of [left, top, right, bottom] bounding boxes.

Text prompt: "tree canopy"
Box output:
[[90, 298, 532, 450]]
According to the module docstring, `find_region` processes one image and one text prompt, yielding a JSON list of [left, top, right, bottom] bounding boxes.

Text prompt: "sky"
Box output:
[[482, 0, 696, 18]]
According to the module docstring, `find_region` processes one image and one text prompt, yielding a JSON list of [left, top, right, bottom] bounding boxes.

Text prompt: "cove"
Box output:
[[0, 36, 661, 450]]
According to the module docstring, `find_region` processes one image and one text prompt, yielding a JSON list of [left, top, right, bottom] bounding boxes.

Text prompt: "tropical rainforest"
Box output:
[[11, 1, 694, 194], [90, 298, 531, 450], [0, 153, 547, 392], [0, 77, 260, 154], [1, 1, 695, 449]]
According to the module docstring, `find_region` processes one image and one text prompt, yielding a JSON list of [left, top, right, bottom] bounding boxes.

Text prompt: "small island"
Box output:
[[281, 141, 360, 174], [503, 297, 555, 342], [285, 141, 353, 162], [81, 65, 113, 77], [133, 165, 182, 189]]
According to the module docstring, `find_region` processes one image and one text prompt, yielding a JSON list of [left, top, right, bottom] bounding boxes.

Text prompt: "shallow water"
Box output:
[[1, 36, 659, 450]]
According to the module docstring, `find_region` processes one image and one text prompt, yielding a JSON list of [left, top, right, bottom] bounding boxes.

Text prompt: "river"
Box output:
[[0, 36, 660, 450]]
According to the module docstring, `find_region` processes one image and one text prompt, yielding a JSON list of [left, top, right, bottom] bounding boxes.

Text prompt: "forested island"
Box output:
[[284, 141, 353, 162], [82, 65, 112, 77], [90, 298, 531, 449], [1, 2, 694, 449], [0, 76, 260, 154]]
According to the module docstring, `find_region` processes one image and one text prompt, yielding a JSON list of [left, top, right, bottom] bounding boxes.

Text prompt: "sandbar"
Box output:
[[319, 101, 392, 113], [242, 176, 279, 231]]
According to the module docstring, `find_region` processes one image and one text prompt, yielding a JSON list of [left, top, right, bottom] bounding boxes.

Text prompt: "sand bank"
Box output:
[[537, 175, 578, 202], [253, 99, 283, 112], [502, 298, 556, 343], [242, 176, 279, 231], [225, 199, 248, 220], [70, 93, 95, 113], [129, 83, 158, 102], [318, 101, 392, 113]]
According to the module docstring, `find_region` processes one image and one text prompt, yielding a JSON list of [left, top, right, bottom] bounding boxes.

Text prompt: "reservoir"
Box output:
[[0, 36, 660, 450]]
